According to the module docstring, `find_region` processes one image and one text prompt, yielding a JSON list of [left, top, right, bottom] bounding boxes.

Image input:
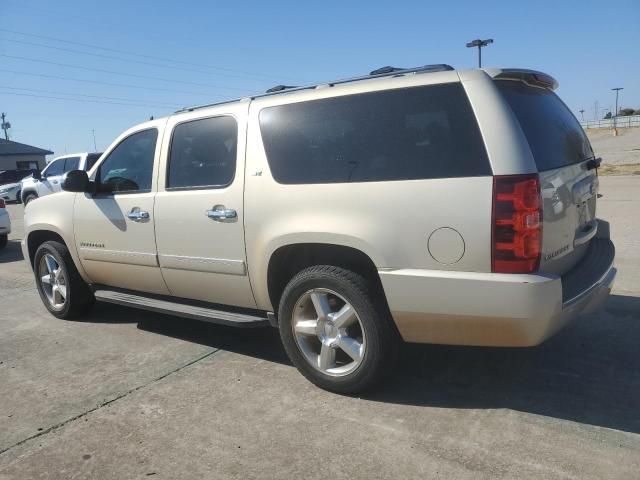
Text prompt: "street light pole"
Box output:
[[466, 39, 494, 68]]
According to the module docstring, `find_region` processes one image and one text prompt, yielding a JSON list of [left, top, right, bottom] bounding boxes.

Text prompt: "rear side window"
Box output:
[[167, 116, 237, 189], [259, 83, 490, 184], [85, 153, 102, 170], [63, 157, 81, 172], [496, 80, 594, 171], [0, 171, 19, 182]]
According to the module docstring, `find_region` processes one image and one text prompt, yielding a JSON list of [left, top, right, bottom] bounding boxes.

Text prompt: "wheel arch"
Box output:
[[26, 230, 66, 267], [21, 188, 38, 203], [25, 227, 89, 282], [266, 242, 388, 317]]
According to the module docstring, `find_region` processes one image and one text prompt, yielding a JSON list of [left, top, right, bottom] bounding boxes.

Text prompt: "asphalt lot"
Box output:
[[0, 176, 639, 479]]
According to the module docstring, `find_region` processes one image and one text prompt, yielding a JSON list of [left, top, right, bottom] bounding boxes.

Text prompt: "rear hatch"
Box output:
[[496, 78, 598, 275]]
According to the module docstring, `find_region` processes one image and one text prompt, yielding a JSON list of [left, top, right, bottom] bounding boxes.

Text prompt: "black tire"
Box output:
[[278, 265, 397, 394], [23, 193, 37, 205], [0, 235, 7, 250], [34, 240, 94, 319], [15, 191, 21, 204]]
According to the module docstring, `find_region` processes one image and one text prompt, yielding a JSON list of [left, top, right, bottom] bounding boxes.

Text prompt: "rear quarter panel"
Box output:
[[244, 76, 495, 311]]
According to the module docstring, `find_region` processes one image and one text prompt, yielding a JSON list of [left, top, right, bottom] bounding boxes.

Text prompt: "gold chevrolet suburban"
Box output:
[[22, 65, 616, 392]]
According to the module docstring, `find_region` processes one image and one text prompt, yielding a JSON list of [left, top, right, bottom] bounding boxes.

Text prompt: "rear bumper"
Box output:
[[379, 236, 615, 347]]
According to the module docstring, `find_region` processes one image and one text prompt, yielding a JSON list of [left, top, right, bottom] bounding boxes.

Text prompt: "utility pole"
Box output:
[[466, 38, 494, 67], [92, 129, 97, 151], [612, 87, 623, 136], [0, 113, 10, 140]]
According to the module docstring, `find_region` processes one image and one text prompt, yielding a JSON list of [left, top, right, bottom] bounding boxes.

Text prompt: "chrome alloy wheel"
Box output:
[[38, 253, 67, 310], [292, 288, 366, 376]]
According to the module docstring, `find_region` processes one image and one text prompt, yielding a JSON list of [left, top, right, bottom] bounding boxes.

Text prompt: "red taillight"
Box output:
[[0, 199, 5, 209], [492, 174, 542, 273]]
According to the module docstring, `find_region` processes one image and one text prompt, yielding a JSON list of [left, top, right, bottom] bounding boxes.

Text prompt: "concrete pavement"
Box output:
[[0, 176, 639, 479]]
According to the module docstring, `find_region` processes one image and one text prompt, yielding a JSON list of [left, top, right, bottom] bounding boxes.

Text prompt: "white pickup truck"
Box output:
[[20, 152, 102, 205]]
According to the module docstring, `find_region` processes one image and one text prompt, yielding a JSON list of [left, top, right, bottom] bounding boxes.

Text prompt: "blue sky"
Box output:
[[1, 0, 638, 159]]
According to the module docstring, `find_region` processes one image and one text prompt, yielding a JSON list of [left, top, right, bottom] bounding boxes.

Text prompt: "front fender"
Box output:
[[23, 192, 89, 282]]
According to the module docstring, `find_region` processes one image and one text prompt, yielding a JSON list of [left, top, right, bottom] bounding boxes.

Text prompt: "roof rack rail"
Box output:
[[325, 64, 454, 87], [176, 63, 455, 113], [265, 84, 298, 93]]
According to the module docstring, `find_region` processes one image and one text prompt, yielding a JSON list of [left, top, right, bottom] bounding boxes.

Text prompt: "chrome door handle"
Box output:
[[127, 209, 150, 221], [206, 205, 237, 221]]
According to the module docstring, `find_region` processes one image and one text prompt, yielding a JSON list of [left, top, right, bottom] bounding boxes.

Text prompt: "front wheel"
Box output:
[[23, 193, 37, 205], [278, 265, 397, 394], [34, 241, 94, 319]]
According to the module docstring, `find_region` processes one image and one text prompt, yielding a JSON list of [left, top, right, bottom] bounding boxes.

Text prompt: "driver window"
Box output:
[[97, 129, 158, 194]]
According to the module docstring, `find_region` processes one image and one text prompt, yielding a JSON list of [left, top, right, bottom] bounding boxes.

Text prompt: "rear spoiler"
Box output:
[[483, 68, 559, 90]]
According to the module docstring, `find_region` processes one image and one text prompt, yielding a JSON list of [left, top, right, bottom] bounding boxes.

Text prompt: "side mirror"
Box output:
[[32, 170, 41, 181], [62, 170, 90, 193]]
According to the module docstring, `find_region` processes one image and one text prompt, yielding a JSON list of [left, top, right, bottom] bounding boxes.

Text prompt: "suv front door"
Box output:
[[73, 123, 170, 294], [154, 104, 256, 308]]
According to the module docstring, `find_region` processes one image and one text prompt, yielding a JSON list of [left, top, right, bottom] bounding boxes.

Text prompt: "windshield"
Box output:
[[496, 80, 594, 171]]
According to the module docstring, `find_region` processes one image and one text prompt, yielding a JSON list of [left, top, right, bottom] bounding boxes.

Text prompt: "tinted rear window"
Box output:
[[167, 116, 237, 189], [496, 80, 594, 171], [0, 171, 20, 183], [63, 157, 81, 172], [259, 83, 490, 184], [86, 153, 102, 170]]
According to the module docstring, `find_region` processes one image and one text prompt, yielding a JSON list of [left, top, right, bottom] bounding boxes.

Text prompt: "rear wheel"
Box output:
[[0, 235, 7, 250], [34, 241, 94, 319], [278, 265, 397, 394], [23, 193, 37, 205]]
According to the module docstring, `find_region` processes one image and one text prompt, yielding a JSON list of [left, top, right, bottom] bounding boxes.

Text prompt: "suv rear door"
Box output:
[[154, 102, 256, 308], [496, 79, 598, 275]]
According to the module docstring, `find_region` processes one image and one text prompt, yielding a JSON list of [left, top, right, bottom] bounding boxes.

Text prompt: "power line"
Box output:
[[0, 89, 178, 109], [0, 38, 271, 83], [0, 54, 252, 93], [0, 28, 303, 83], [0, 68, 227, 98], [1, 86, 183, 108]]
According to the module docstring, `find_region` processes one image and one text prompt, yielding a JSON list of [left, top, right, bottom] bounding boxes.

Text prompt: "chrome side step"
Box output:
[[94, 288, 269, 328]]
